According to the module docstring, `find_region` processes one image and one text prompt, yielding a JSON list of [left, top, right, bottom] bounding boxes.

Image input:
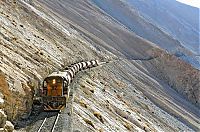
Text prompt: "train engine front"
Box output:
[[41, 72, 69, 111]]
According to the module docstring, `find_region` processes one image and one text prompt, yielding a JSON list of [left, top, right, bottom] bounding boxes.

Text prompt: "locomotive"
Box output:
[[39, 60, 103, 111]]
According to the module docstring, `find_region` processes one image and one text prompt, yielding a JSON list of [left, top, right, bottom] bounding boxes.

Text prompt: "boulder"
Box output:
[[0, 93, 3, 98], [0, 93, 4, 108], [4, 121, 14, 132], [0, 109, 7, 128], [0, 128, 5, 132]]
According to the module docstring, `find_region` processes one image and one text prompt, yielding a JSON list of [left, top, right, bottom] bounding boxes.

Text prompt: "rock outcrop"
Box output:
[[0, 97, 14, 131], [4, 121, 14, 132], [0, 109, 7, 128], [0, 73, 15, 131], [0, 93, 4, 109], [144, 49, 200, 107]]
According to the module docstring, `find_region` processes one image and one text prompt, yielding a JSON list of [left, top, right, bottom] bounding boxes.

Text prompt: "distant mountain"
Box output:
[[126, 0, 199, 54], [92, 0, 200, 68]]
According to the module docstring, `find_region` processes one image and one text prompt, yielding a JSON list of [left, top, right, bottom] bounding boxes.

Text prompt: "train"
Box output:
[[37, 60, 104, 111]]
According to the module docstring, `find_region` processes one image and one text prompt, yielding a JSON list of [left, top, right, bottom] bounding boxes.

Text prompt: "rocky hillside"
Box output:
[[126, 0, 199, 53], [92, 0, 200, 69], [0, 0, 199, 131]]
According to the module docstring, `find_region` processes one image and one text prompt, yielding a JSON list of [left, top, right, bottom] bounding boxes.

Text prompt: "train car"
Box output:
[[41, 71, 69, 110], [40, 60, 102, 111]]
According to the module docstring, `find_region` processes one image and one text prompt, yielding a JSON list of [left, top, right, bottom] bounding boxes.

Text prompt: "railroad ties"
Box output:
[[37, 111, 60, 132]]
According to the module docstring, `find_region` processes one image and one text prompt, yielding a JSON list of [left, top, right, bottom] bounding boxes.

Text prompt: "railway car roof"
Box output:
[[46, 71, 68, 80]]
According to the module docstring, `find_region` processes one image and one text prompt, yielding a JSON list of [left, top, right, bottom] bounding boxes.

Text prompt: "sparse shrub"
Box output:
[[11, 22, 16, 26], [143, 126, 147, 131], [90, 89, 94, 93], [12, 37, 17, 41], [83, 118, 95, 128], [82, 88, 92, 96], [100, 81, 104, 85], [86, 80, 95, 86], [80, 84, 85, 88], [80, 83, 94, 94], [116, 94, 122, 100], [74, 96, 79, 103], [93, 111, 104, 123], [122, 99, 131, 107], [39, 52, 44, 56], [79, 100, 87, 108], [123, 122, 132, 131], [13, 0, 17, 4]]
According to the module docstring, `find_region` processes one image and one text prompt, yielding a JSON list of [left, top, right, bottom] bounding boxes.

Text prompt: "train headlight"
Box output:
[[52, 79, 56, 84]]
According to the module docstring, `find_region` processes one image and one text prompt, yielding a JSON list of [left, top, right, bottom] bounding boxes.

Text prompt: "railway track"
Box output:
[[14, 60, 110, 132], [36, 111, 60, 132]]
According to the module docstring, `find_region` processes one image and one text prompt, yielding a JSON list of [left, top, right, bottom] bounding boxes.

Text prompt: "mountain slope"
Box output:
[[0, 0, 199, 131], [126, 0, 199, 53], [92, 0, 200, 69]]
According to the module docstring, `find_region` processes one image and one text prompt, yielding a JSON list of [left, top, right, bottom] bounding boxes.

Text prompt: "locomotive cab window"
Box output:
[[44, 77, 64, 96]]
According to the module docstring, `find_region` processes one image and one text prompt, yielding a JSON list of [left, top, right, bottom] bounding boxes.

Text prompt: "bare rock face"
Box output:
[[0, 73, 14, 132], [0, 109, 7, 128], [0, 128, 5, 132], [0, 93, 4, 109], [0, 71, 32, 121], [144, 49, 200, 108], [4, 121, 14, 132]]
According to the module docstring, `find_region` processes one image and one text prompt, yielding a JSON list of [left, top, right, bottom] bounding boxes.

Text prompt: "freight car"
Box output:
[[39, 60, 104, 111]]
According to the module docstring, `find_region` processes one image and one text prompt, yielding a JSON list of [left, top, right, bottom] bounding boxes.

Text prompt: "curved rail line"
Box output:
[[40, 60, 108, 111]]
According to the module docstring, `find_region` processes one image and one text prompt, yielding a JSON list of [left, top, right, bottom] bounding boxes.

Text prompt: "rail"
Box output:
[[37, 111, 60, 132]]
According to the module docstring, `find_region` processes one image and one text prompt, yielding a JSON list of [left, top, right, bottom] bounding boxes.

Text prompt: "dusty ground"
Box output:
[[0, 0, 199, 131]]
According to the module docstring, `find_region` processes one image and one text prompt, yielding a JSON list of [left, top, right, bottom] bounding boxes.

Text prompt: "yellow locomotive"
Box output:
[[40, 60, 101, 111]]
